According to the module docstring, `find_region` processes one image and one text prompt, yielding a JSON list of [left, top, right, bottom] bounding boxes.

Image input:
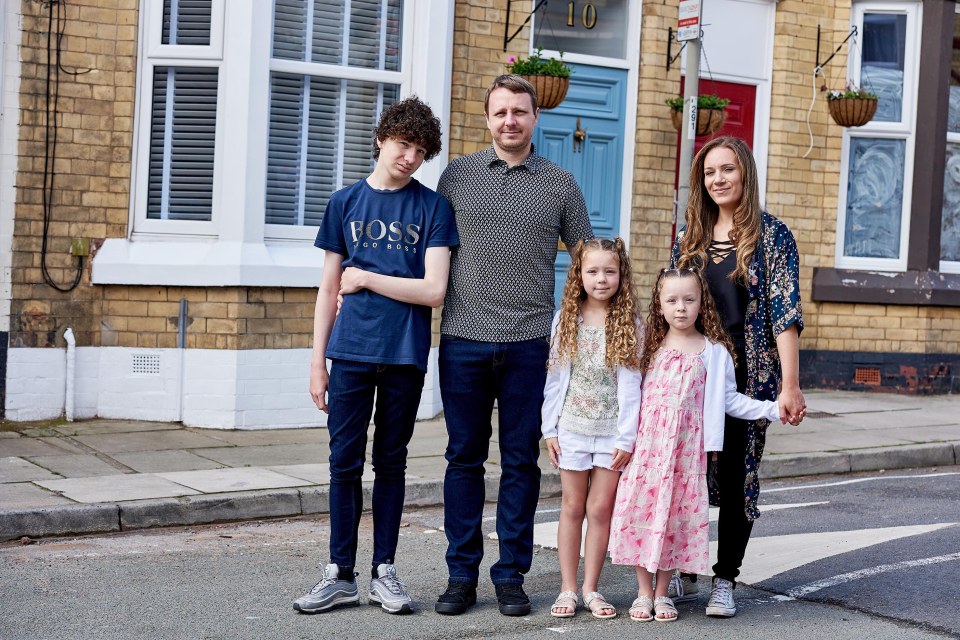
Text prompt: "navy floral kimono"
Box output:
[[672, 211, 803, 521]]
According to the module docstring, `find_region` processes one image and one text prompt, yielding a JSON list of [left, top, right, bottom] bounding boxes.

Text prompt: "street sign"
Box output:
[[678, 0, 701, 41]]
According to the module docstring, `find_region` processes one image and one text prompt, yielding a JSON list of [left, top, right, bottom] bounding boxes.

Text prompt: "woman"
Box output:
[[670, 136, 805, 618]]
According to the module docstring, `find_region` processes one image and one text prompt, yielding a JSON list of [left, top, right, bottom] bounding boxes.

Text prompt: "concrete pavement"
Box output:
[[1, 390, 958, 542]]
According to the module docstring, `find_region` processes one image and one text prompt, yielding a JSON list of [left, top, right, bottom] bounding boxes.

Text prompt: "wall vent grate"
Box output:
[[854, 366, 881, 385], [132, 353, 161, 376]]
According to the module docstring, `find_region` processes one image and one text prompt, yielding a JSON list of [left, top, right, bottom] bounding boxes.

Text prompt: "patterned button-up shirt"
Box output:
[[673, 211, 803, 520], [438, 146, 593, 342]]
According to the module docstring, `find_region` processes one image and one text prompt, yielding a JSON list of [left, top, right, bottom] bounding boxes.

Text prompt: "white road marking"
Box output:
[[765, 471, 960, 494], [730, 523, 957, 585], [786, 551, 960, 598], [708, 501, 829, 522]]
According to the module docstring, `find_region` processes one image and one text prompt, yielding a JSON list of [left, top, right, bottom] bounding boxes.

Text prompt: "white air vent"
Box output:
[[131, 353, 161, 375]]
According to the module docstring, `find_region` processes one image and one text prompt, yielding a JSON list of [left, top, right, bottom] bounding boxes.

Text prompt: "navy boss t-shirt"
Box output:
[[314, 178, 458, 371]]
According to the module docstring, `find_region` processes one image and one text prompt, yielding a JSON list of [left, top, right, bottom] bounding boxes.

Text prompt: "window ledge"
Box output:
[[812, 267, 960, 306], [92, 238, 322, 287]]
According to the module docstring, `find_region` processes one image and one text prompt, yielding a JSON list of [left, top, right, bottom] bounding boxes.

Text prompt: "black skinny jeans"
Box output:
[[686, 343, 754, 586]]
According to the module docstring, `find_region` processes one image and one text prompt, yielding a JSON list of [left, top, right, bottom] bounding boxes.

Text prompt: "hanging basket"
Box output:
[[520, 75, 570, 110], [827, 97, 878, 127], [669, 107, 727, 136]]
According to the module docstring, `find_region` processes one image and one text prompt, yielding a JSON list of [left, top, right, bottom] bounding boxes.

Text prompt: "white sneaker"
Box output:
[[667, 573, 699, 603], [705, 577, 736, 617], [369, 563, 413, 614]]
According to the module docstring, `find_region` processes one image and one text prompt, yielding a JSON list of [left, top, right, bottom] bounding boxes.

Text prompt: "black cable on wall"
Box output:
[[38, 0, 89, 292]]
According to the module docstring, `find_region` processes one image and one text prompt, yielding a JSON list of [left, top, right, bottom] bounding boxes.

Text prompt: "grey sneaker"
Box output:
[[705, 577, 736, 617], [369, 563, 413, 614], [667, 573, 700, 603], [293, 563, 360, 614]]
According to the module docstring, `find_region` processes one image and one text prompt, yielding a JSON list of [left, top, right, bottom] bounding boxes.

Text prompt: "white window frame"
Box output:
[[939, 4, 960, 274], [94, 0, 454, 287], [835, 1, 921, 272]]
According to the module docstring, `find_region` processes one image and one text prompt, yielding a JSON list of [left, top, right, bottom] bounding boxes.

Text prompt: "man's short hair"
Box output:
[[483, 74, 539, 115], [373, 96, 442, 161]]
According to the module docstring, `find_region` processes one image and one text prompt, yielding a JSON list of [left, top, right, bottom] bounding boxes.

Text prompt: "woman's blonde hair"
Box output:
[[552, 238, 641, 370], [639, 267, 734, 372], [676, 136, 761, 283]]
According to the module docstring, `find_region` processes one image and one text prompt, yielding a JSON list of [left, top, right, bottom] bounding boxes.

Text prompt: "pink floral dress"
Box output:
[[608, 347, 710, 574]]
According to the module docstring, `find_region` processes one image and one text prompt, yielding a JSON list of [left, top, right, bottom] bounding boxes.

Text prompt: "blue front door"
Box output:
[[534, 64, 627, 305]]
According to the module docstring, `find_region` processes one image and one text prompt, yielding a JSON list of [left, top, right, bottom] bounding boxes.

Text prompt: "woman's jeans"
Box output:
[[326, 359, 425, 575]]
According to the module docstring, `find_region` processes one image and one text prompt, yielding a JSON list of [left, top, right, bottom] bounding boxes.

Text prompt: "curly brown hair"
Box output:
[[551, 238, 642, 371], [639, 267, 735, 372], [676, 136, 761, 284], [373, 96, 442, 161]]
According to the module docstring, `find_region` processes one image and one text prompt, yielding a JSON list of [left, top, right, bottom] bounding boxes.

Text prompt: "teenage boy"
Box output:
[[294, 96, 458, 615]]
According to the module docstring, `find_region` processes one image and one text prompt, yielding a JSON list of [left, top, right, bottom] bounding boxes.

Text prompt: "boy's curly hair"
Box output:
[[373, 96, 442, 161], [551, 238, 642, 371], [639, 267, 734, 372]]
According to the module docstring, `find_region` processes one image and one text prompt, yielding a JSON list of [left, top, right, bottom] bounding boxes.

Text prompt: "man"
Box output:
[[294, 96, 459, 616], [434, 75, 593, 616]]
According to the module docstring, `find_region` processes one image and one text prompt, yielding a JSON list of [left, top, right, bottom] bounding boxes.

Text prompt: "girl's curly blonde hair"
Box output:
[[551, 238, 641, 370], [639, 267, 735, 372]]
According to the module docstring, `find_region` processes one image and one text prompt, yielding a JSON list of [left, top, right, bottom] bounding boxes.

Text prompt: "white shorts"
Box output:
[[556, 430, 619, 472]]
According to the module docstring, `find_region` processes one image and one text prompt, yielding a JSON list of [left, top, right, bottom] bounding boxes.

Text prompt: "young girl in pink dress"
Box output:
[[608, 267, 782, 623], [541, 238, 643, 620]]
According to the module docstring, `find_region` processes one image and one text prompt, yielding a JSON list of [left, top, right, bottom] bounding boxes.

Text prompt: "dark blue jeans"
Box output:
[[439, 336, 549, 585], [326, 359, 425, 574]]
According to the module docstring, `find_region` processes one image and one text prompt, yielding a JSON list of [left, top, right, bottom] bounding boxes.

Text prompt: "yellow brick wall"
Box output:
[[10, 0, 315, 351]]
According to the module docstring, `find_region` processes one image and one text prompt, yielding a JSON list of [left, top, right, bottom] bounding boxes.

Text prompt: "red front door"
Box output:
[[674, 79, 757, 186]]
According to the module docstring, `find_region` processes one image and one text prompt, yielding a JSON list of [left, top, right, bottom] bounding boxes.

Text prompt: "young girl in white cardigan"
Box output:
[[608, 267, 782, 622], [541, 238, 643, 620]]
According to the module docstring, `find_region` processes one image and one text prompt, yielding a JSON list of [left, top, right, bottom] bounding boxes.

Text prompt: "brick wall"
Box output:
[[10, 0, 316, 352]]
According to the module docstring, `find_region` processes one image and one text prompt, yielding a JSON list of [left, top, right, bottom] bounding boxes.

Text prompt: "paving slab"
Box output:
[[189, 443, 327, 466], [0, 438, 78, 458], [25, 454, 133, 478], [0, 432, 21, 439], [266, 463, 375, 484], [0, 482, 75, 509], [35, 474, 201, 503], [53, 420, 180, 436], [898, 425, 960, 443], [110, 449, 226, 473], [0, 457, 61, 483], [807, 429, 920, 451], [197, 428, 330, 447], [72, 430, 230, 454], [155, 467, 313, 493]]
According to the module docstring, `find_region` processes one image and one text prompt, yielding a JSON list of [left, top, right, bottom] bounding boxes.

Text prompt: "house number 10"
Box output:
[[567, 2, 598, 29]]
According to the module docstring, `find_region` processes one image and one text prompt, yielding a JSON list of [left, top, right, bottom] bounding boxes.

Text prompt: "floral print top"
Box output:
[[558, 325, 619, 436], [672, 211, 803, 521]]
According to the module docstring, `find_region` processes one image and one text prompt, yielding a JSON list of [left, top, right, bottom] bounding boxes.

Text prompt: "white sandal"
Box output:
[[654, 595, 678, 622], [583, 591, 616, 619], [550, 590, 578, 618]]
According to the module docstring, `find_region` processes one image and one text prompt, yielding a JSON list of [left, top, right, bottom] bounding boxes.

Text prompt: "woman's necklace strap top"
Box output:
[[708, 238, 735, 264]]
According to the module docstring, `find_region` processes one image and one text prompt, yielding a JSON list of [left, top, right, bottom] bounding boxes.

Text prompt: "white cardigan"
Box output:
[[540, 313, 643, 453], [699, 339, 781, 451]]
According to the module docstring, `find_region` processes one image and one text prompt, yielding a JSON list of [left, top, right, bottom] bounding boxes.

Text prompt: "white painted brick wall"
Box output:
[[4, 348, 66, 421], [4, 345, 444, 428]]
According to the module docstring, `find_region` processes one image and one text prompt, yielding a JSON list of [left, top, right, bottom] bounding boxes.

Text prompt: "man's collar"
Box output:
[[484, 144, 543, 171]]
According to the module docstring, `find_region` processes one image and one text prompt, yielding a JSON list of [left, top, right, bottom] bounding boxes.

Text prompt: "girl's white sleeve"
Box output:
[[541, 313, 564, 440], [614, 365, 642, 453], [721, 349, 781, 423]]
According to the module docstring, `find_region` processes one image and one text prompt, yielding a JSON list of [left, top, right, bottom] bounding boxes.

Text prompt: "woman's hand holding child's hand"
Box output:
[[611, 448, 632, 471], [545, 437, 561, 469], [777, 385, 806, 426]]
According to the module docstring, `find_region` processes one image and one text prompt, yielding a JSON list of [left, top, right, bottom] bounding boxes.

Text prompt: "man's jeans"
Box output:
[[439, 336, 549, 585], [327, 359, 425, 573]]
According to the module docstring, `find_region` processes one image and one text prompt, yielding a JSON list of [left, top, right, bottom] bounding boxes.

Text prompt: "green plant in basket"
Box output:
[[666, 94, 731, 111], [507, 48, 572, 78]]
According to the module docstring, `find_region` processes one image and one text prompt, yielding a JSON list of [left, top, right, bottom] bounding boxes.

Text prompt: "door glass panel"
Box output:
[[533, 0, 628, 60]]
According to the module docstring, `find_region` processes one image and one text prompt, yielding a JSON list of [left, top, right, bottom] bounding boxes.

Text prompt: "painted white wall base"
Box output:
[[4, 345, 444, 429]]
